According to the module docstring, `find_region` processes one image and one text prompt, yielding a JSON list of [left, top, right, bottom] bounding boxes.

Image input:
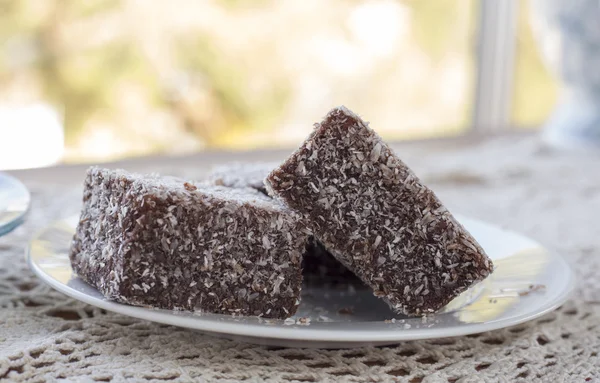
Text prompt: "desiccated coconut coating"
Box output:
[[69, 167, 308, 319], [209, 162, 279, 195], [265, 106, 494, 316], [208, 162, 360, 285]]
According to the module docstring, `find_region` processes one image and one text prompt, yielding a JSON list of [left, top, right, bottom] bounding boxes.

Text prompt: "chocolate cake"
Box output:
[[70, 167, 307, 318], [265, 106, 494, 315], [208, 163, 360, 285]]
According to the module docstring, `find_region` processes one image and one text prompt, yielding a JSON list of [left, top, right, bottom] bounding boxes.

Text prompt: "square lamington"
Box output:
[[70, 167, 307, 318], [265, 106, 494, 315]]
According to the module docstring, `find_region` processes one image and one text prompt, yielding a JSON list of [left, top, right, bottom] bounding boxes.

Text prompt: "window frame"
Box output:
[[471, 0, 519, 133]]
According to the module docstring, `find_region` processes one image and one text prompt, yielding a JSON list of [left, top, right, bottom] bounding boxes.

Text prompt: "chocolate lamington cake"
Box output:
[[70, 167, 308, 318], [265, 106, 494, 315], [208, 163, 360, 285]]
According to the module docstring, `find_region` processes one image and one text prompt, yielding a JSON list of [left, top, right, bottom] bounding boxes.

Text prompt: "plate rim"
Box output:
[[0, 172, 30, 236], [26, 216, 576, 344]]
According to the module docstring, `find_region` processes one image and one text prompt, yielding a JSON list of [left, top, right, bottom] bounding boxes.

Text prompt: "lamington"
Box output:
[[265, 106, 494, 315], [209, 162, 360, 285], [70, 167, 308, 318]]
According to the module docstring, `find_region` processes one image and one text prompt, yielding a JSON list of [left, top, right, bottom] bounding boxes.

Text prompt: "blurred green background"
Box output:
[[0, 0, 557, 166]]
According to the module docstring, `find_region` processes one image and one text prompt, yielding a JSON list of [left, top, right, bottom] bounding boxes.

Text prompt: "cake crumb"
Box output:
[[183, 182, 197, 191], [297, 317, 311, 325], [284, 318, 296, 325], [338, 307, 354, 315], [519, 284, 546, 296]]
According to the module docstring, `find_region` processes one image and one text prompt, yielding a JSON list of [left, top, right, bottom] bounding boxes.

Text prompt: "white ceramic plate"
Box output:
[[0, 172, 30, 237], [27, 215, 574, 348]]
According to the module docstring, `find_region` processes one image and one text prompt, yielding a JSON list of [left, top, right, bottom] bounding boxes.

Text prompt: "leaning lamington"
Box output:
[[265, 106, 494, 315], [208, 162, 360, 285], [70, 167, 307, 318]]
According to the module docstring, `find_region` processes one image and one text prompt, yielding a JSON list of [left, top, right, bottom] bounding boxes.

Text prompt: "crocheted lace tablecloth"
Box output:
[[1, 136, 599, 382]]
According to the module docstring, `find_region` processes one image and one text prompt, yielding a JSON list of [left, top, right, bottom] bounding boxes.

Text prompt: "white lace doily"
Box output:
[[1, 136, 599, 382]]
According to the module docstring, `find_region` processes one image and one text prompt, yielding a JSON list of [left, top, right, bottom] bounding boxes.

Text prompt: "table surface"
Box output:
[[1, 135, 599, 382]]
